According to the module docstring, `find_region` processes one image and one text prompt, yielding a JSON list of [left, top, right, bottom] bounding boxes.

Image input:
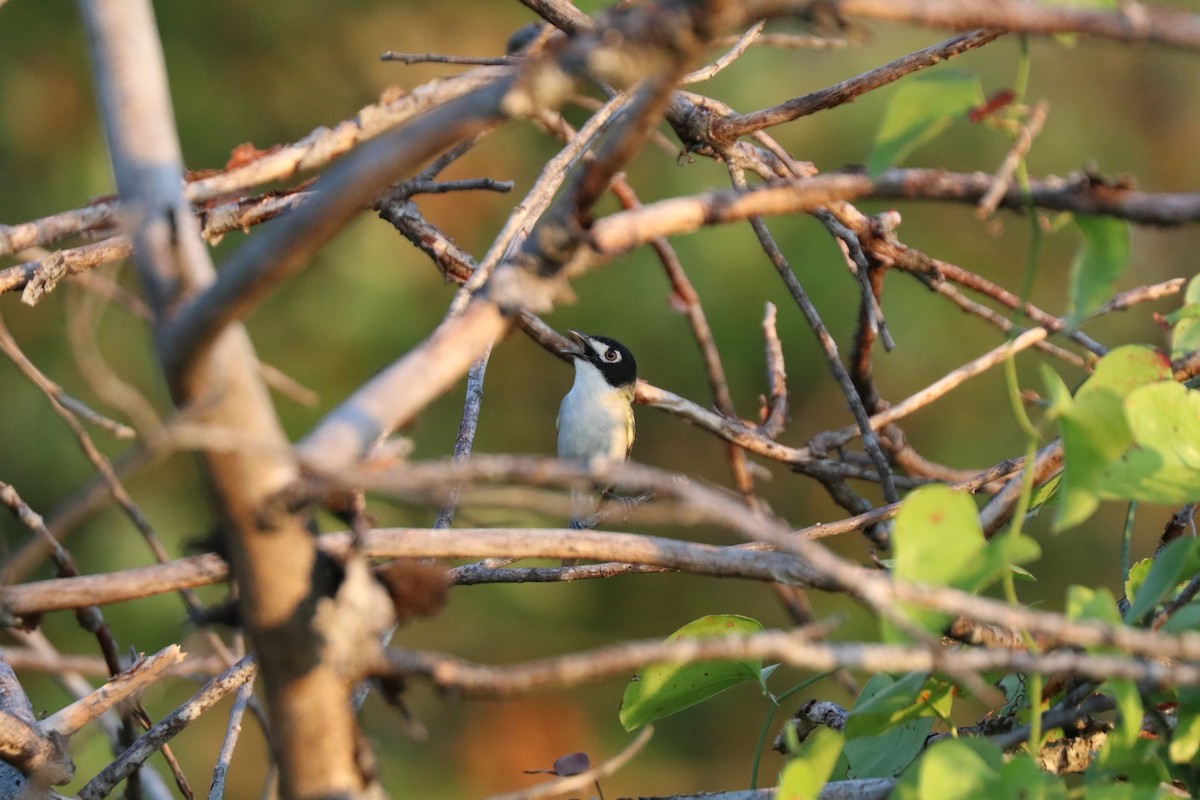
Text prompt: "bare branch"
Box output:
[[827, 0, 1200, 52], [711, 28, 1003, 140], [40, 646, 185, 738], [384, 629, 1200, 698], [683, 20, 766, 84], [77, 656, 258, 800], [484, 726, 653, 800], [206, 676, 255, 800], [381, 51, 514, 66], [0, 654, 74, 789], [158, 78, 517, 378], [0, 528, 815, 617], [978, 101, 1049, 218]]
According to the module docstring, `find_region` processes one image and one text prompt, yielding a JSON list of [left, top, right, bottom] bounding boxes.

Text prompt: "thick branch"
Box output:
[[827, 0, 1200, 52]]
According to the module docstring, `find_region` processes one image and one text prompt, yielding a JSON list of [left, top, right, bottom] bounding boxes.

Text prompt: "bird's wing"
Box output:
[[624, 403, 635, 460]]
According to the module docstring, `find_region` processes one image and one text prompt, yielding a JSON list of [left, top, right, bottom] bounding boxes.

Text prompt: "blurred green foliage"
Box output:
[[2, 3, 1199, 797]]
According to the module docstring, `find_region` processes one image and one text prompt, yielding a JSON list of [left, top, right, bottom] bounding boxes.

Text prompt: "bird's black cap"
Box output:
[[565, 331, 637, 388]]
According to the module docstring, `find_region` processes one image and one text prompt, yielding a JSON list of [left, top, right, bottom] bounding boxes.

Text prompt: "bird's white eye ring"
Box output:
[[604, 349, 620, 362]]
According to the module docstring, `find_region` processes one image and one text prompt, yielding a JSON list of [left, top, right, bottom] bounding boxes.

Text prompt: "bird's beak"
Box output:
[[562, 330, 589, 358]]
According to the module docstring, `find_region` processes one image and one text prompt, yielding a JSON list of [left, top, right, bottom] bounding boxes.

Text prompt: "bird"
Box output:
[[556, 331, 638, 554]]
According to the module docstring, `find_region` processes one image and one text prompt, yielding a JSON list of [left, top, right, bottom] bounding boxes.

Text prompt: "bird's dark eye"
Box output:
[[604, 349, 620, 362]]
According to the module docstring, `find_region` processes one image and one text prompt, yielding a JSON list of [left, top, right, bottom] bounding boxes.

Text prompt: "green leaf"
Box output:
[[866, 71, 984, 177], [1170, 274, 1200, 359], [893, 485, 984, 584], [842, 719, 932, 780], [998, 753, 1068, 800], [845, 672, 952, 738], [1050, 345, 1174, 529], [888, 484, 986, 637], [619, 614, 763, 730], [1168, 710, 1200, 764], [1162, 602, 1200, 634], [1076, 783, 1167, 800], [1124, 538, 1200, 624], [1124, 557, 1155, 612], [1067, 585, 1122, 627], [778, 728, 843, 800], [892, 738, 1004, 800], [1092, 381, 1200, 505], [965, 529, 1042, 588], [1025, 471, 1062, 521], [840, 675, 933, 779], [1067, 215, 1130, 325], [1102, 678, 1144, 749]]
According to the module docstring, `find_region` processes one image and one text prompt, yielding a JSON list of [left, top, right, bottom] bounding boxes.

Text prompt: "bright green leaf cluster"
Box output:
[[1044, 344, 1200, 529], [892, 739, 1065, 800]]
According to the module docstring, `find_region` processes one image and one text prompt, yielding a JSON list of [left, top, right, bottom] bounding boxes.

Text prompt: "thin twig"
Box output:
[[381, 51, 514, 66], [978, 101, 1049, 218], [207, 675, 256, 800], [811, 327, 1050, 452], [608, 176, 759, 502], [683, 20, 765, 84], [482, 726, 653, 800], [434, 349, 492, 528], [710, 29, 1003, 140], [727, 165, 899, 510], [77, 656, 259, 800]]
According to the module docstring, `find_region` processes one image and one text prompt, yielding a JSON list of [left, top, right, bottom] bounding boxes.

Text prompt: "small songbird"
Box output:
[[557, 331, 638, 536]]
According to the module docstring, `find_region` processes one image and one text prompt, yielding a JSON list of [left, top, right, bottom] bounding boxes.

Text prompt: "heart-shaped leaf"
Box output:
[[619, 614, 764, 731]]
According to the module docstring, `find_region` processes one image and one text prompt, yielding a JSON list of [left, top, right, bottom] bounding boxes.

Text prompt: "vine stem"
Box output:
[[749, 670, 837, 789]]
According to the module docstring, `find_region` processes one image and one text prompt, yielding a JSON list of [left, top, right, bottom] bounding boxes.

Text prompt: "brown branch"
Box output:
[[978, 100, 1049, 218], [383, 629, 1200, 699], [40, 646, 185, 739], [978, 441, 1063, 536], [0, 653, 74, 790], [827, 0, 1200, 52], [683, 20, 766, 84], [206, 676, 255, 800], [485, 726, 653, 800], [79, 2, 381, 796], [1, 646, 228, 681], [341, 455, 1200, 662], [157, 77, 518, 379], [711, 28, 1003, 140], [0, 198, 117, 258], [380, 51, 514, 66], [608, 176, 760, 501], [77, 656, 258, 800], [0, 528, 816, 617], [589, 173, 876, 255], [517, 0, 593, 35], [916, 276, 1086, 366], [184, 68, 512, 203], [810, 327, 1049, 452], [759, 303, 789, 438], [870, 167, 1200, 226], [714, 31, 849, 51]]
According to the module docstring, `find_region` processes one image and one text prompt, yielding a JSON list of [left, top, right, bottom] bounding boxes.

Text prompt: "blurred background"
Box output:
[[1, 1, 1199, 797]]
